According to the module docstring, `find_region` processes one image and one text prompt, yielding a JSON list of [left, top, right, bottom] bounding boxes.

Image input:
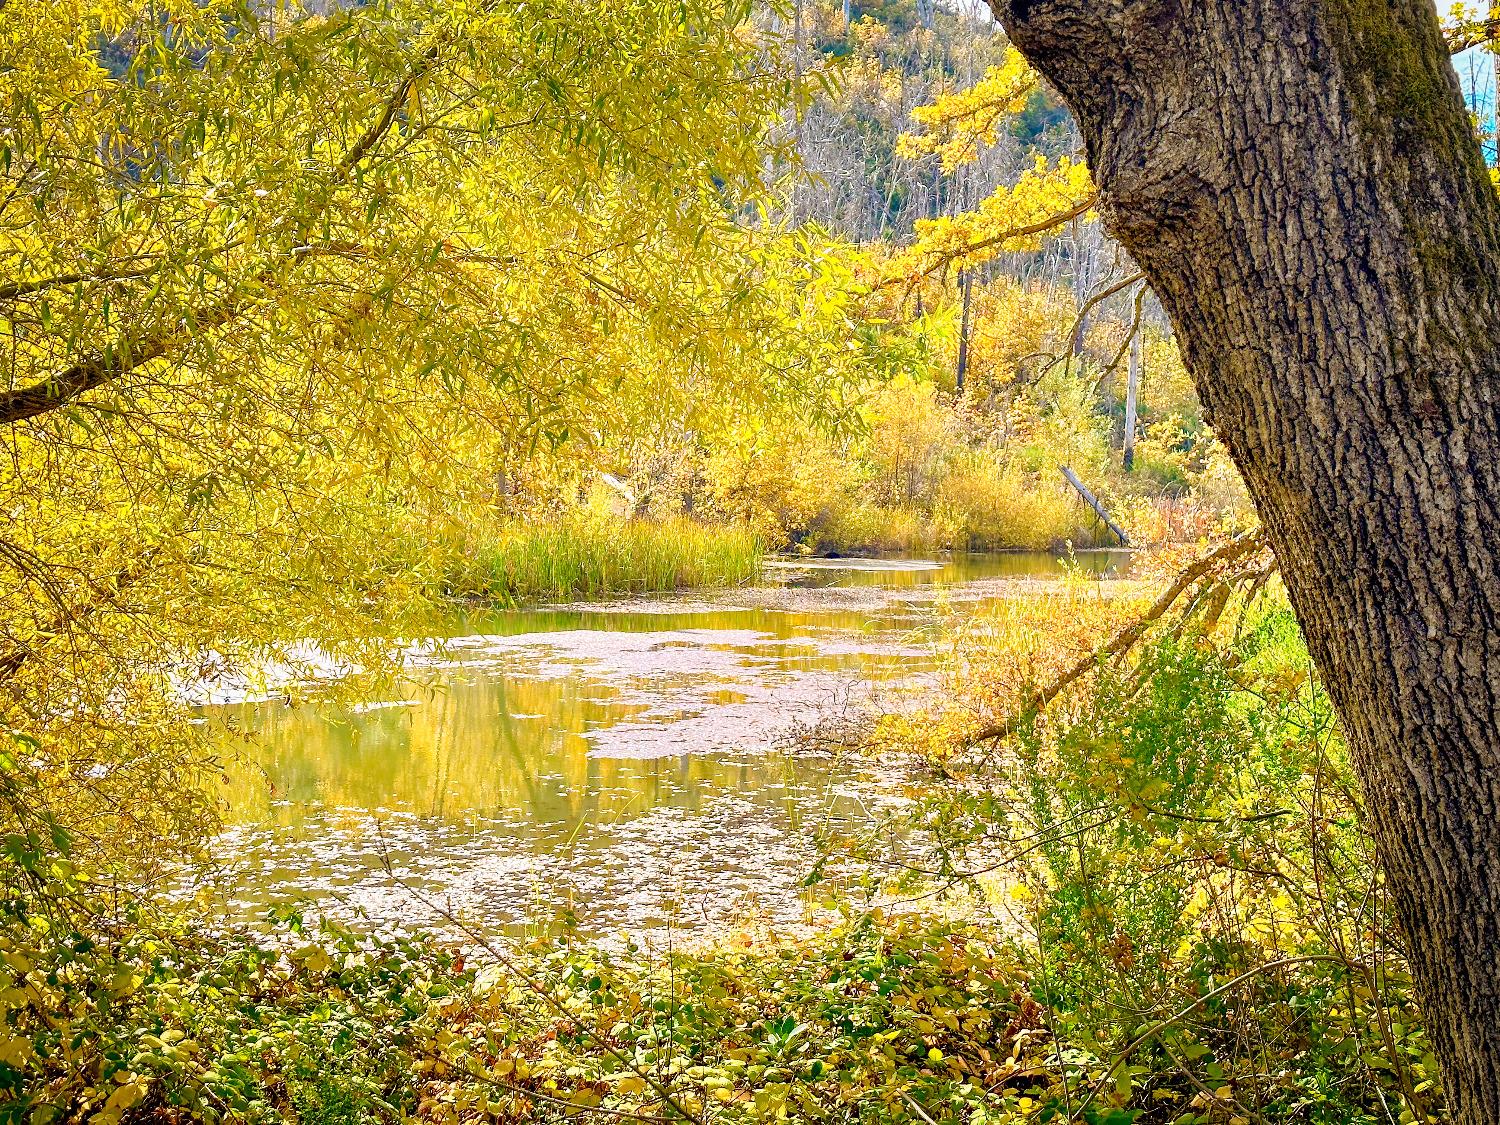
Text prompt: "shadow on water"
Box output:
[[204, 551, 1131, 938]]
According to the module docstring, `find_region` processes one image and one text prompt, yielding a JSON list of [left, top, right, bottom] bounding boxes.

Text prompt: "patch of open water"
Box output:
[[201, 551, 1131, 939]]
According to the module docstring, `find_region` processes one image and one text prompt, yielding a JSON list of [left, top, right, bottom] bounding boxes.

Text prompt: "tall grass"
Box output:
[[446, 516, 763, 603]]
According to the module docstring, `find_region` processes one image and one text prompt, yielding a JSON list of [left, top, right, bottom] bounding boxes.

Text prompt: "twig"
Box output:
[[1067, 954, 1358, 1122], [901, 1089, 941, 1125], [1091, 279, 1150, 390], [1061, 270, 1146, 373]]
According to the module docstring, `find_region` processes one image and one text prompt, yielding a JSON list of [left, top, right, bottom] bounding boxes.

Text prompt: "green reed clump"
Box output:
[[447, 516, 762, 603]]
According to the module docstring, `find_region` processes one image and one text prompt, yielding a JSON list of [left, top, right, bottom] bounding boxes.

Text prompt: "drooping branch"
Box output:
[[0, 553, 154, 682], [1446, 17, 1500, 53], [0, 38, 445, 427], [973, 530, 1268, 744], [0, 297, 242, 425], [0, 231, 530, 426], [881, 195, 1098, 288]]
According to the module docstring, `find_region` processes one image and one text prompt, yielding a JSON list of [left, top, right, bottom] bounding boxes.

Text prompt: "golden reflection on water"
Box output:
[[207, 552, 1128, 937]]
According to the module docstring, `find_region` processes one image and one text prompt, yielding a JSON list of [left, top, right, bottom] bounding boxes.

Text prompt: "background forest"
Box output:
[[1, 0, 1475, 1123]]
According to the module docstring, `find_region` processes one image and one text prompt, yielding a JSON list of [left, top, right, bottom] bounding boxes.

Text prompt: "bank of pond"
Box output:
[[1, 546, 1440, 1123]]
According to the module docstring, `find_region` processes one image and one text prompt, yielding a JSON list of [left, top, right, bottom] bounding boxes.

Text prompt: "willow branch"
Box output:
[[1, 41, 444, 427], [0, 260, 158, 302], [0, 554, 154, 681], [0, 297, 243, 425], [973, 530, 1268, 744]]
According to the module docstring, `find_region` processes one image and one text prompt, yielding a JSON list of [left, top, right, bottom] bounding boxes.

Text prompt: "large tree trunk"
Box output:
[[988, 0, 1500, 1116]]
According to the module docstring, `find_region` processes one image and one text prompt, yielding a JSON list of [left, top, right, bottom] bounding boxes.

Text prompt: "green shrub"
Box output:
[[0, 832, 1065, 1125], [896, 597, 1444, 1123]]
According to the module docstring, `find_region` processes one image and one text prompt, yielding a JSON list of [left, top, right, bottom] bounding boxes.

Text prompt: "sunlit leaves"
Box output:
[[1445, 2, 1500, 51], [886, 44, 1095, 278], [894, 155, 1095, 274], [0, 0, 851, 874], [896, 47, 1040, 173]]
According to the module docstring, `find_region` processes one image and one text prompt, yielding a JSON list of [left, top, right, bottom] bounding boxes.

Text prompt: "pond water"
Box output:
[[203, 551, 1131, 939]]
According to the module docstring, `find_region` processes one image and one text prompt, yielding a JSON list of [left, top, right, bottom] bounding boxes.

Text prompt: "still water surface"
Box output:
[[207, 551, 1129, 938]]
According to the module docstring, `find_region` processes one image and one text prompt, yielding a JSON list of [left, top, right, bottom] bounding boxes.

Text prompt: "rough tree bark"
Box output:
[[1124, 325, 1140, 471], [987, 0, 1500, 1116]]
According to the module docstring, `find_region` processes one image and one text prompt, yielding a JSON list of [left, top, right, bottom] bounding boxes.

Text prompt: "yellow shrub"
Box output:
[[936, 463, 1099, 550], [815, 502, 949, 555], [960, 279, 1078, 398], [702, 426, 859, 547], [862, 377, 957, 506]]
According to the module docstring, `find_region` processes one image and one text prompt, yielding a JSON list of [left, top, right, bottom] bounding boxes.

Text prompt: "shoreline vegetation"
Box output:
[[1, 550, 1439, 1122], [430, 455, 1228, 605], [440, 517, 765, 605]]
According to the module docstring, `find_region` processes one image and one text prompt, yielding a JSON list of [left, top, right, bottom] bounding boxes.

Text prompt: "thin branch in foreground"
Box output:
[[370, 827, 704, 1125], [972, 530, 1268, 745]]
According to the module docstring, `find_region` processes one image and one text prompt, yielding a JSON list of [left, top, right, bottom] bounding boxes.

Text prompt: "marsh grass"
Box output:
[[445, 516, 762, 603]]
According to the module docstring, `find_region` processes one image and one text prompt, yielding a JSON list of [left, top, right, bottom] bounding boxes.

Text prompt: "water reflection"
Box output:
[[207, 551, 1127, 937], [764, 548, 1130, 588]]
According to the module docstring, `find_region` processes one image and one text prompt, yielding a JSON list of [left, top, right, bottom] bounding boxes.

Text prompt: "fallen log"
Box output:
[[1060, 465, 1130, 546]]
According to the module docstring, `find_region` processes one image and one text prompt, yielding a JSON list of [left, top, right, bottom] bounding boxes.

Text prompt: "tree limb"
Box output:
[[1447, 18, 1500, 53], [0, 297, 241, 425], [0, 259, 159, 302], [949, 193, 1096, 264], [973, 530, 1268, 744], [1, 37, 445, 427], [880, 195, 1098, 289]]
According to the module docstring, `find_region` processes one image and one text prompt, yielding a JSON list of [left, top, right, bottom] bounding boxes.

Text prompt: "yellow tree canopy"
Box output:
[[890, 46, 1095, 277], [0, 0, 874, 867], [896, 47, 1040, 173], [1446, 3, 1500, 51], [899, 156, 1095, 273]]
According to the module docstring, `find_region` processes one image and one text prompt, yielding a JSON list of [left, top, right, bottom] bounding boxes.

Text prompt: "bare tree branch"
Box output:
[[973, 530, 1268, 744]]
